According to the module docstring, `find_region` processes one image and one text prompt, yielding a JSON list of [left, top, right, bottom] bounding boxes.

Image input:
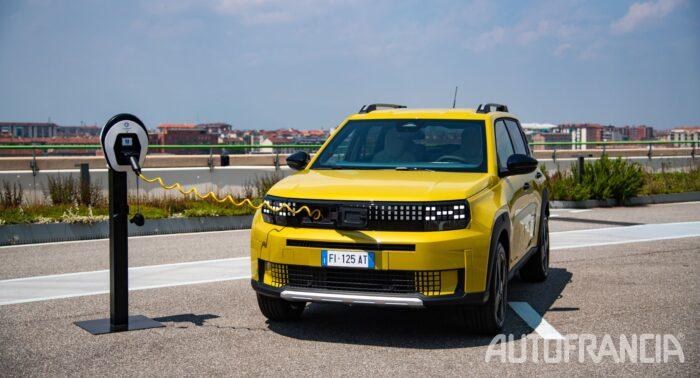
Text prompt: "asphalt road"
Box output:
[[0, 202, 698, 376]]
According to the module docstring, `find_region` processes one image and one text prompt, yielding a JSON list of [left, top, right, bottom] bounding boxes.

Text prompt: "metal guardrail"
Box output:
[[0, 141, 697, 150], [0, 144, 324, 150]]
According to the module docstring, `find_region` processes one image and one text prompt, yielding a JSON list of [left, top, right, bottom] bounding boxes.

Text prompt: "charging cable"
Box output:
[[136, 172, 322, 220]]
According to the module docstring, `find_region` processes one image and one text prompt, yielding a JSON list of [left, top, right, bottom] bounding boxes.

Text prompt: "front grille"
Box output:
[[263, 261, 445, 296], [286, 239, 415, 251], [263, 196, 469, 231]]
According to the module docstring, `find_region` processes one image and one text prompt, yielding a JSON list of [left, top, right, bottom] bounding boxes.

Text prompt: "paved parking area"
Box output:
[[0, 202, 698, 375]]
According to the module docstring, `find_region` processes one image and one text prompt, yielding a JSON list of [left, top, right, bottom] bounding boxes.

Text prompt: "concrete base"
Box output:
[[550, 191, 700, 209], [0, 215, 253, 246]]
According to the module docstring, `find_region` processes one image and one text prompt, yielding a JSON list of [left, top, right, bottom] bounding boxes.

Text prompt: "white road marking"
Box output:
[[509, 301, 565, 340], [550, 221, 700, 250], [0, 228, 250, 249], [0, 257, 251, 305], [1, 221, 699, 306]]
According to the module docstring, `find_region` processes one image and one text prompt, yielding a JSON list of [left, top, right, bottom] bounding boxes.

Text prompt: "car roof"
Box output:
[[346, 108, 516, 121]]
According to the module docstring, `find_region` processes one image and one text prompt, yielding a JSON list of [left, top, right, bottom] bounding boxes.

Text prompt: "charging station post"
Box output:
[[75, 114, 164, 335]]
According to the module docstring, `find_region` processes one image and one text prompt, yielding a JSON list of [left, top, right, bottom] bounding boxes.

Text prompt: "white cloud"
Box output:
[[213, 0, 340, 24], [468, 26, 505, 52], [611, 0, 687, 34], [145, 0, 339, 25], [553, 43, 572, 56]]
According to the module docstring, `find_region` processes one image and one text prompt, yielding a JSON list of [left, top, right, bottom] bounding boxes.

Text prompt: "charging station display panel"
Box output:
[[100, 114, 149, 172]]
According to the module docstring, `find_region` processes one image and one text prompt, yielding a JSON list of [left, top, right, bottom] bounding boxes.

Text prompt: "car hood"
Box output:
[[267, 169, 494, 202]]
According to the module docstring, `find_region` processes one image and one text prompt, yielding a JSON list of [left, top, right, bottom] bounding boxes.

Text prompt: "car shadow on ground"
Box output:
[[266, 268, 573, 349], [154, 313, 220, 326]]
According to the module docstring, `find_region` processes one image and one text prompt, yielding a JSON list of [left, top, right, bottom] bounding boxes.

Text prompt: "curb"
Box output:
[[0, 215, 253, 247], [550, 191, 700, 209]]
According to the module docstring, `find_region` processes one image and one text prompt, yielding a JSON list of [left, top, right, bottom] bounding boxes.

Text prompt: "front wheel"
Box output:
[[256, 293, 306, 321], [460, 240, 508, 334]]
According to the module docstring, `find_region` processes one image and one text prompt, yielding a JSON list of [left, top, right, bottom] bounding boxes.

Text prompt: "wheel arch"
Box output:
[[484, 212, 511, 297]]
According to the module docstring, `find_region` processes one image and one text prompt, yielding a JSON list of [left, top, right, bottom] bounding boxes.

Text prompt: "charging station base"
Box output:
[[75, 315, 164, 335]]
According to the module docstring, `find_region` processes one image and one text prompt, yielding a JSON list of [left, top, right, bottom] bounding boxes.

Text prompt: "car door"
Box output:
[[504, 119, 541, 253], [494, 119, 529, 268]]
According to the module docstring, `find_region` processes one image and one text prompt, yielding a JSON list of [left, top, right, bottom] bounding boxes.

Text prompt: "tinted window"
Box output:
[[505, 119, 528, 155], [495, 120, 514, 170], [313, 119, 487, 172]]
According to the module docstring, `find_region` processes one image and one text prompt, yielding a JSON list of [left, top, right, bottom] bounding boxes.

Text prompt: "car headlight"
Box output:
[[261, 197, 296, 226], [261, 196, 469, 231]]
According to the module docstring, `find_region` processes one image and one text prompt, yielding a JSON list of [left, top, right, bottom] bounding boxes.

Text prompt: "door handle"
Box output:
[[523, 182, 531, 191], [535, 172, 542, 179]]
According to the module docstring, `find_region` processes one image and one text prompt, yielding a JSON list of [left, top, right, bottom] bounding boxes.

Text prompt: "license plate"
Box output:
[[322, 250, 375, 269]]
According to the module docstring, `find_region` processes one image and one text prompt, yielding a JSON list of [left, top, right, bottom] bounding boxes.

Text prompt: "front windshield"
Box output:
[[312, 119, 486, 172]]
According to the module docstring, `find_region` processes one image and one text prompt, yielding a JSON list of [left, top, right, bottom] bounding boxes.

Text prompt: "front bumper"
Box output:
[[250, 211, 493, 306], [251, 279, 489, 307]]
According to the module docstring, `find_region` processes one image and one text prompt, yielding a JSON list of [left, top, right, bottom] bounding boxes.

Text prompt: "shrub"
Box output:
[[579, 155, 644, 201], [45, 175, 103, 206], [1, 180, 23, 209], [46, 175, 78, 205], [545, 156, 645, 201], [543, 166, 590, 201], [79, 179, 104, 206], [250, 172, 283, 198]]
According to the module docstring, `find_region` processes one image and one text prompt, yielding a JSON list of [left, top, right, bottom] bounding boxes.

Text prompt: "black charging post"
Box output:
[[74, 114, 164, 335]]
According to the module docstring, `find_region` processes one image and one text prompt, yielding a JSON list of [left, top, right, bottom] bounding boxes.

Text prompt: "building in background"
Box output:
[[149, 124, 219, 154], [620, 125, 654, 141], [0, 122, 58, 138], [530, 132, 571, 151], [555, 124, 603, 150], [198, 123, 232, 136], [56, 124, 100, 138], [663, 126, 700, 147], [601, 125, 623, 142]]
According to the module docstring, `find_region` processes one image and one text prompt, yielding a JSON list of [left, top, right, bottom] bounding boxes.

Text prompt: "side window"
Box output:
[[505, 119, 528, 155], [494, 120, 514, 170]]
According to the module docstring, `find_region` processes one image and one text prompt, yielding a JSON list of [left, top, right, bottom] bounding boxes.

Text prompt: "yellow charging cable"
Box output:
[[137, 173, 322, 220]]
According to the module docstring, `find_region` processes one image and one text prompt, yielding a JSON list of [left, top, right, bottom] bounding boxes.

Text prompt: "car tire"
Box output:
[[520, 200, 550, 283], [460, 240, 508, 334], [256, 293, 306, 321]]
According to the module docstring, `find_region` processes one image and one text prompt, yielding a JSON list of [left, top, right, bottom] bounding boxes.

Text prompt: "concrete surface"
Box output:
[[0, 202, 698, 376], [3, 220, 700, 306]]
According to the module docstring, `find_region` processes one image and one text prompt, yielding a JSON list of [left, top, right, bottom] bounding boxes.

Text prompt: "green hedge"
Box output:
[[545, 156, 699, 201]]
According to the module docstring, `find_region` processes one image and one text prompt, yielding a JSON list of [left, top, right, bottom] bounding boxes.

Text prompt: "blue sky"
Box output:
[[0, 0, 698, 130]]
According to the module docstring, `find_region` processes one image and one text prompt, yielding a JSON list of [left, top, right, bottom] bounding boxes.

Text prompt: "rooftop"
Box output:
[[0, 122, 58, 127]]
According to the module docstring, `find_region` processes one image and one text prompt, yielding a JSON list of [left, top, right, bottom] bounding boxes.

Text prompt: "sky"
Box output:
[[0, 0, 698, 130]]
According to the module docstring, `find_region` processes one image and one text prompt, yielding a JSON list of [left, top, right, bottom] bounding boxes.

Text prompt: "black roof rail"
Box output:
[[358, 103, 407, 114], [476, 103, 509, 113]]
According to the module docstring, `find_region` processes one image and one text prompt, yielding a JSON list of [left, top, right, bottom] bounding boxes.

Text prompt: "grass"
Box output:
[[0, 199, 258, 225], [640, 167, 700, 195]]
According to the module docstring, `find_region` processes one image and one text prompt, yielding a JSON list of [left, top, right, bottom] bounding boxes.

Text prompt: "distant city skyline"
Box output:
[[1, 0, 698, 130]]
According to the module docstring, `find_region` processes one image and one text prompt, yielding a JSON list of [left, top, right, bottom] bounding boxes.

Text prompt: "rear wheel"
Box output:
[[521, 203, 549, 282], [256, 293, 306, 321], [460, 240, 508, 334]]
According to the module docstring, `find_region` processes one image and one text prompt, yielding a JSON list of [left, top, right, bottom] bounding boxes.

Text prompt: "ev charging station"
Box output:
[[75, 114, 164, 334]]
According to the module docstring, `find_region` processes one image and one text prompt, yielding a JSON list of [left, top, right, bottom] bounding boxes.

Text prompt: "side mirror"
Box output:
[[286, 151, 310, 171], [504, 154, 538, 176]]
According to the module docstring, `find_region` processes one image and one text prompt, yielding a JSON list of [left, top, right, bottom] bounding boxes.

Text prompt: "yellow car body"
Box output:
[[250, 105, 549, 332]]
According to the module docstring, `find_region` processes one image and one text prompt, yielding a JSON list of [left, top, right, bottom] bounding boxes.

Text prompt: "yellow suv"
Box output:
[[250, 103, 549, 333]]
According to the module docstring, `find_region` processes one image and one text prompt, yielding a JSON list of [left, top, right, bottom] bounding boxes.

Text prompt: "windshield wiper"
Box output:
[[395, 166, 435, 171]]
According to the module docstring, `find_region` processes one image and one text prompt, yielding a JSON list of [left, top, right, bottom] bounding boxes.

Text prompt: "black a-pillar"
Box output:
[[75, 169, 164, 334]]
